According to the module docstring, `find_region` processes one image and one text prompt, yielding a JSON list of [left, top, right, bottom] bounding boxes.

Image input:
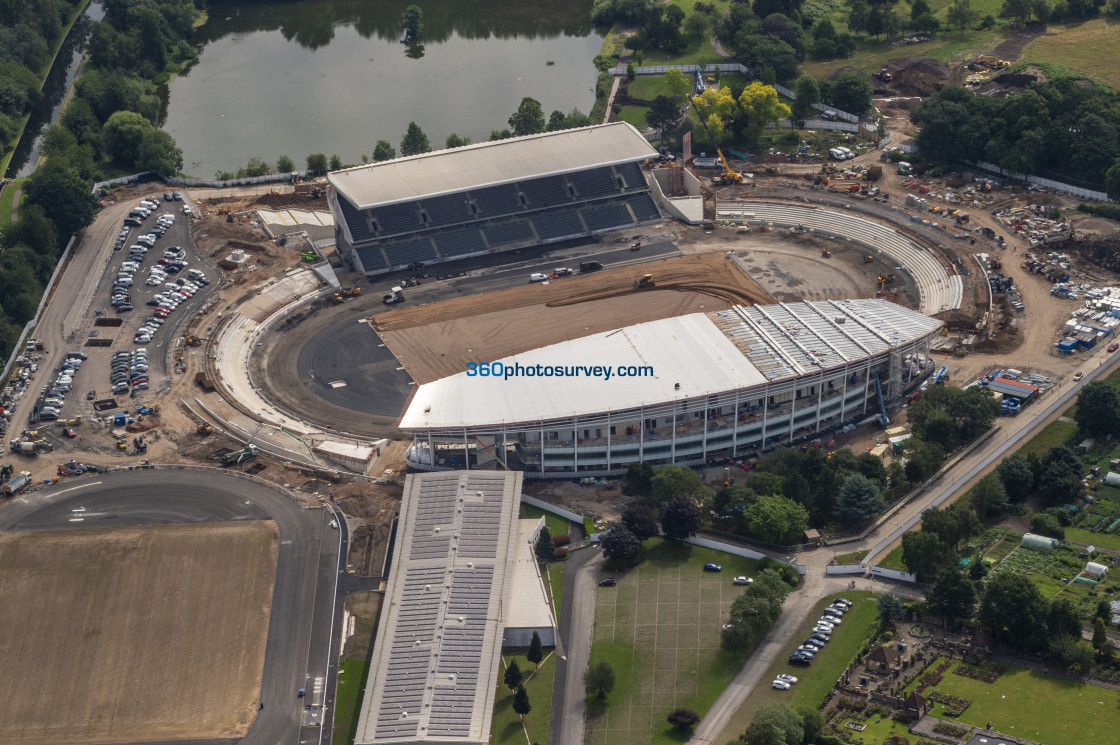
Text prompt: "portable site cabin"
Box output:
[[1021, 532, 1058, 551], [1086, 561, 1109, 577]]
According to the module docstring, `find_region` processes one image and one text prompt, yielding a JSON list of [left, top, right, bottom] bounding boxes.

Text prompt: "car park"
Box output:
[[703, 563, 723, 572]]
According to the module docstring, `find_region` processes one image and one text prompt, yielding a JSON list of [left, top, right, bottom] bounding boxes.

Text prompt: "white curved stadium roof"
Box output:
[[398, 299, 942, 430], [328, 122, 656, 209]]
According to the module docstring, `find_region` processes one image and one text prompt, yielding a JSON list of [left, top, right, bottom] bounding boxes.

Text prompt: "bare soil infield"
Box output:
[[373, 253, 773, 384], [0, 521, 278, 745]]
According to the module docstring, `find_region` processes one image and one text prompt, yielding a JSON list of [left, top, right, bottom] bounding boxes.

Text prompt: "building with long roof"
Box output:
[[355, 470, 555, 745], [401, 299, 943, 476], [326, 123, 661, 276]]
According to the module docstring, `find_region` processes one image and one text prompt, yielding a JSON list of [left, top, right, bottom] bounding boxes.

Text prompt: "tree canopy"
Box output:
[[927, 567, 976, 629], [508, 97, 546, 137], [600, 524, 642, 562], [584, 661, 616, 698], [661, 495, 703, 540], [834, 473, 885, 526], [400, 121, 432, 156], [621, 503, 660, 541], [1074, 381, 1120, 439]]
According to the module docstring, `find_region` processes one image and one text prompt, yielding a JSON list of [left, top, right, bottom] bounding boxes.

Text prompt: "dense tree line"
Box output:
[[1, 1, 201, 363], [0, 0, 86, 157], [913, 79, 1120, 193]]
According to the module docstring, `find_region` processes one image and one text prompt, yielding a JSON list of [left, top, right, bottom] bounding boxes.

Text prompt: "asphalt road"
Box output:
[[0, 469, 339, 745]]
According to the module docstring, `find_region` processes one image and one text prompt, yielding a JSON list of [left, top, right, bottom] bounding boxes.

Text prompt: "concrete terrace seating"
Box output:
[[369, 202, 422, 237], [419, 193, 473, 227], [581, 201, 637, 233], [337, 195, 376, 244], [518, 175, 571, 208], [627, 192, 661, 222], [723, 201, 963, 314], [483, 220, 536, 247], [568, 167, 621, 199], [614, 161, 647, 192], [531, 209, 587, 242], [469, 184, 523, 218], [355, 245, 389, 271], [383, 237, 438, 267], [434, 227, 488, 257]]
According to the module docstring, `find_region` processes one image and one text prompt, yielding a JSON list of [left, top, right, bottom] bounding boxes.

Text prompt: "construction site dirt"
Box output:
[[0, 522, 278, 745]]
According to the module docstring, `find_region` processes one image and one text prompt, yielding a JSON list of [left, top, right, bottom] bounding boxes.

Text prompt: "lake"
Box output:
[[164, 0, 605, 178]]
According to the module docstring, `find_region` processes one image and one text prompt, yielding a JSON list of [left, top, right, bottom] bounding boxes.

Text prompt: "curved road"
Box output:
[[0, 469, 340, 745]]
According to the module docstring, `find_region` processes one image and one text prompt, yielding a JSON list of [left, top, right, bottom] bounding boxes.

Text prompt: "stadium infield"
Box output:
[[0, 521, 279, 745], [373, 253, 773, 384]]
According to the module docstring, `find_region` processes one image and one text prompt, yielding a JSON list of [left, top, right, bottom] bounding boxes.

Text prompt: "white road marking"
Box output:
[[51, 481, 101, 496], [69, 518, 84, 522]]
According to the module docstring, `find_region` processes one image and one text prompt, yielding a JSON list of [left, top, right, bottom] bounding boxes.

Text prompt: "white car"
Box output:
[[733, 576, 753, 586], [776, 673, 798, 684], [529, 272, 548, 283], [772, 680, 791, 690], [820, 615, 841, 625]]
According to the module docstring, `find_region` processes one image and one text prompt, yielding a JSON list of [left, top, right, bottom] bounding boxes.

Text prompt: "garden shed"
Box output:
[[1021, 533, 1058, 551], [1086, 561, 1109, 577]]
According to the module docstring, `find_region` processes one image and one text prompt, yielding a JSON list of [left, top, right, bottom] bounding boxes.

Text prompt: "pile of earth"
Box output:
[[1054, 238, 1120, 273], [883, 56, 950, 97]]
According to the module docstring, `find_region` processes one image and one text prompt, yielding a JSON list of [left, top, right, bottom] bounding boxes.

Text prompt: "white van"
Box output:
[[829, 148, 846, 161], [529, 273, 548, 283], [838, 147, 855, 159]]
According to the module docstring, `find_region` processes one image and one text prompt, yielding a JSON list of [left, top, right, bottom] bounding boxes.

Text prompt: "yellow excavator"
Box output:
[[634, 274, 655, 290], [688, 96, 742, 186]]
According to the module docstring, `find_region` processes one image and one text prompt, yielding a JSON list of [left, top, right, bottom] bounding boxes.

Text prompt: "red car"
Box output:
[[1109, 343, 1119, 353], [62, 428, 77, 438]]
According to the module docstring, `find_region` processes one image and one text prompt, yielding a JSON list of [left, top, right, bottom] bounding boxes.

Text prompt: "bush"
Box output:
[[1031, 512, 1065, 539], [928, 691, 972, 717], [553, 533, 571, 546], [933, 721, 969, 739]]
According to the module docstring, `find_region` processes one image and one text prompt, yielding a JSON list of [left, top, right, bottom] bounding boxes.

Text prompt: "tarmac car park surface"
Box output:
[[32, 197, 216, 424]]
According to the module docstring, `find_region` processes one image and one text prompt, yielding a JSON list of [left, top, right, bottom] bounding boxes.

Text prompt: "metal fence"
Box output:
[[776, 119, 860, 133], [973, 160, 1111, 202], [811, 102, 859, 123]]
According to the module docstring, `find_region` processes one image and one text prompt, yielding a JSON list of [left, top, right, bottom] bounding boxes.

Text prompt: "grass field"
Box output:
[[0, 521, 279, 745], [1064, 526, 1120, 551], [919, 657, 1120, 743], [334, 591, 384, 745], [1023, 19, 1120, 89], [585, 539, 766, 745], [0, 176, 27, 231], [492, 650, 557, 745], [522, 503, 572, 539], [801, 28, 1004, 80], [546, 561, 564, 617], [618, 105, 651, 129], [1019, 418, 1078, 458], [714, 592, 881, 744]]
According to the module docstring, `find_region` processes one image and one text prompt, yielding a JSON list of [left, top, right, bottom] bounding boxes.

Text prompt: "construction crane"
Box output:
[[687, 96, 742, 186]]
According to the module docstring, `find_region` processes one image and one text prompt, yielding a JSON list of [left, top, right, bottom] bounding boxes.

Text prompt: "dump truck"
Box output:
[[634, 274, 655, 290], [2, 471, 32, 497], [383, 286, 405, 305], [222, 444, 259, 466]]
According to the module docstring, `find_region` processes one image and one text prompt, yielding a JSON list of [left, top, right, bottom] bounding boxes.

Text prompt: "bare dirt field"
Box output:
[[0, 521, 278, 745], [374, 253, 773, 383]]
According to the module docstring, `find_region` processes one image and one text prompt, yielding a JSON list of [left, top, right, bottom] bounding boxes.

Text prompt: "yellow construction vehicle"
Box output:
[[343, 287, 362, 297], [332, 292, 345, 303], [956, 213, 970, 225], [185, 336, 212, 347], [634, 274, 655, 290], [687, 96, 742, 185], [764, 165, 783, 175], [197, 423, 213, 436], [863, 255, 875, 264]]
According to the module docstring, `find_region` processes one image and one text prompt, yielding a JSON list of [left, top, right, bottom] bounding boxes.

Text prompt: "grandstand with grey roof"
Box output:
[[327, 123, 662, 276]]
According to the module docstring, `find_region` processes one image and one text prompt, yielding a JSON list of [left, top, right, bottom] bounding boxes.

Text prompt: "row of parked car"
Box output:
[[787, 597, 853, 668], [38, 351, 88, 421], [109, 348, 149, 395]]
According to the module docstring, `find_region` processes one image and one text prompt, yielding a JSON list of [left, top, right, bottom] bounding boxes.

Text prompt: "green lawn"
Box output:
[[492, 650, 556, 745], [0, 177, 27, 231], [1064, 526, 1120, 552], [585, 538, 766, 745], [1019, 418, 1078, 458], [920, 658, 1120, 744], [522, 503, 572, 539], [627, 77, 674, 101], [714, 592, 881, 745], [1023, 19, 1120, 89], [876, 544, 907, 571], [834, 549, 868, 565], [618, 105, 651, 129], [334, 659, 371, 744], [545, 561, 564, 618]]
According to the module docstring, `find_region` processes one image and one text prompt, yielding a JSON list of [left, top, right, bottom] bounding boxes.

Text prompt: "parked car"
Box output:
[[733, 576, 753, 585], [1074, 371, 1084, 381], [529, 272, 548, 283], [788, 655, 812, 667], [772, 680, 791, 690], [598, 578, 617, 587], [703, 563, 723, 572]]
